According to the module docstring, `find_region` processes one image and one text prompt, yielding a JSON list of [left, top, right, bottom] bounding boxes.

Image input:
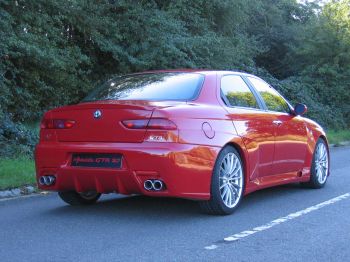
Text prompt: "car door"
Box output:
[[246, 76, 308, 176], [219, 74, 276, 181]]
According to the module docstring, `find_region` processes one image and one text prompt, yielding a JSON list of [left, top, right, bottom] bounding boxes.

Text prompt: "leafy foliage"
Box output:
[[0, 0, 349, 157], [0, 115, 37, 157]]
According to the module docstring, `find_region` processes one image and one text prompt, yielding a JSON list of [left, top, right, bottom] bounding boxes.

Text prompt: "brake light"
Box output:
[[122, 118, 178, 142], [41, 119, 76, 129], [122, 119, 177, 130], [147, 119, 177, 130], [121, 119, 149, 129]]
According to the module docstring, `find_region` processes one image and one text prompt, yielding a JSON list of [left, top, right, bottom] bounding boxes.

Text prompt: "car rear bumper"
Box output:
[[35, 142, 220, 200]]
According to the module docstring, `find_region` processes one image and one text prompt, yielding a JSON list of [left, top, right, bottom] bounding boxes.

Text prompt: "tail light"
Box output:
[[121, 119, 149, 129], [41, 119, 76, 129], [122, 119, 177, 130], [147, 119, 177, 130], [122, 118, 178, 142]]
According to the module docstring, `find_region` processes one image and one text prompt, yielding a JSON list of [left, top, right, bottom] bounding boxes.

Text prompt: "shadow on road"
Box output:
[[42, 183, 310, 220]]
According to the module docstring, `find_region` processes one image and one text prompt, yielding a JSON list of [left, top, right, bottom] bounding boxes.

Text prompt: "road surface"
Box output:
[[1, 146, 350, 262]]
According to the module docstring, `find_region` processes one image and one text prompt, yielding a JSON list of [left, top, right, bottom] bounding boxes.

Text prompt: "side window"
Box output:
[[221, 75, 259, 109], [248, 77, 290, 113]]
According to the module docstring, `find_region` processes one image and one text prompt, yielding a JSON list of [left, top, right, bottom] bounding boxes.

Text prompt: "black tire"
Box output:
[[199, 146, 245, 215], [301, 138, 329, 189], [58, 191, 101, 205]]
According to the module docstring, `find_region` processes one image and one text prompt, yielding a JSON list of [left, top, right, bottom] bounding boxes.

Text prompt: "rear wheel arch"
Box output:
[[305, 125, 329, 166], [313, 135, 329, 158], [318, 135, 329, 147]]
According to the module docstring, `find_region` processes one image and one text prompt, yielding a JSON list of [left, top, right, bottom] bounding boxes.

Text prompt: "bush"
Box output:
[[0, 0, 349, 159], [0, 114, 38, 158]]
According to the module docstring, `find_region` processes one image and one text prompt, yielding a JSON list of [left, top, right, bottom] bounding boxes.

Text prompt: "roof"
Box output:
[[133, 69, 255, 77]]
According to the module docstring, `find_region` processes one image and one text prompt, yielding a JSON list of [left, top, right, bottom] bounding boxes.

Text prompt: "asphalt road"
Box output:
[[1, 146, 350, 262]]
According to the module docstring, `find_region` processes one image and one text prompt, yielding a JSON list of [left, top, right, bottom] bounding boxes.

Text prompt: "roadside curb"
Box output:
[[0, 186, 50, 199], [329, 141, 350, 148]]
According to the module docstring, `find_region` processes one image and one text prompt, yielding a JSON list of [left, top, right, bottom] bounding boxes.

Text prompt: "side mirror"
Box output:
[[293, 103, 307, 116]]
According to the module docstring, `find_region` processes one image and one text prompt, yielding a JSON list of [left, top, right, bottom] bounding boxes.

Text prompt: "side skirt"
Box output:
[[244, 171, 310, 195]]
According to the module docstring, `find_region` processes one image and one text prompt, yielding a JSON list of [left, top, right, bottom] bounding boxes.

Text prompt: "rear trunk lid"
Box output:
[[49, 100, 182, 143]]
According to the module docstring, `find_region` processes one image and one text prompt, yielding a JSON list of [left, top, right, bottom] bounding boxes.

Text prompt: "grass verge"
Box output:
[[0, 158, 36, 190], [327, 129, 350, 145]]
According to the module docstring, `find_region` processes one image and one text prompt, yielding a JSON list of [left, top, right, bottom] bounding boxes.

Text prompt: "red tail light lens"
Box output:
[[40, 119, 54, 129], [122, 119, 177, 130], [147, 119, 177, 130], [41, 119, 76, 129], [63, 120, 75, 129], [121, 119, 149, 129], [122, 118, 178, 143]]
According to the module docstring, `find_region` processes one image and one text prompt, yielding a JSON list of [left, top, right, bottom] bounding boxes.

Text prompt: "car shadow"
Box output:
[[45, 194, 202, 220], [239, 183, 310, 211], [43, 183, 308, 220]]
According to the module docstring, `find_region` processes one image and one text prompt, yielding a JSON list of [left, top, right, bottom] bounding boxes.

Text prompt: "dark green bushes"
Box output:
[[0, 115, 37, 158], [1, 0, 349, 157]]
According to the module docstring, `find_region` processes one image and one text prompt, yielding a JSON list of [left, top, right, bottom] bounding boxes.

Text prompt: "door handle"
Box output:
[[273, 120, 283, 126]]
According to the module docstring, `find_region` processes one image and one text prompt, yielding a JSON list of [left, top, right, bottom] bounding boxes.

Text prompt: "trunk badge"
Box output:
[[93, 110, 102, 119]]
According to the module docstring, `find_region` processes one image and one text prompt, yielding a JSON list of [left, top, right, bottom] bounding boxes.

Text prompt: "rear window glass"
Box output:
[[82, 73, 204, 102]]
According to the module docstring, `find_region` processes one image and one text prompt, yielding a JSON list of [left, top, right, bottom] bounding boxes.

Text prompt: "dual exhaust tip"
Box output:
[[144, 179, 165, 191], [40, 176, 162, 190], [39, 175, 56, 186]]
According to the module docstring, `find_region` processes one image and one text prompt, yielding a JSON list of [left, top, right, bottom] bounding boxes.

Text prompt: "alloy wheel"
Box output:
[[314, 142, 329, 184], [219, 152, 243, 208]]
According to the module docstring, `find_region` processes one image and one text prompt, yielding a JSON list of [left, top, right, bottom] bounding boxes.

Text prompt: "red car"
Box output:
[[35, 70, 330, 215]]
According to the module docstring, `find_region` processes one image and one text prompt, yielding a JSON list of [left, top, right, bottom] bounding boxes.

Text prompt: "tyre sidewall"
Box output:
[[58, 191, 101, 205]]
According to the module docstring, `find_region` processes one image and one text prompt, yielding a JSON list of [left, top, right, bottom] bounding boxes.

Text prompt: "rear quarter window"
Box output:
[[221, 75, 260, 109], [83, 73, 204, 102]]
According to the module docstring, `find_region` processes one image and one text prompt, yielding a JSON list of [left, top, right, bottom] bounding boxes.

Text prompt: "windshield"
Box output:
[[82, 72, 204, 102]]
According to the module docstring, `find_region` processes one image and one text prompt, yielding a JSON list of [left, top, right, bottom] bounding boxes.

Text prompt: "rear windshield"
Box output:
[[82, 72, 204, 102]]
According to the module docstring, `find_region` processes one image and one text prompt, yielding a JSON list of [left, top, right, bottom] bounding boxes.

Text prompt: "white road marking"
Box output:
[[204, 192, 350, 250], [205, 245, 218, 250]]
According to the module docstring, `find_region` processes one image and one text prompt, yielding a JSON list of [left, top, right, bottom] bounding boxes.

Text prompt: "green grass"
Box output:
[[327, 129, 350, 145], [0, 158, 36, 190]]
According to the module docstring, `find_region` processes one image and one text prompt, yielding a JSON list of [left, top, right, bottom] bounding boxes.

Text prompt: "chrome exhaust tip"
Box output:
[[144, 180, 154, 191], [46, 175, 56, 186], [39, 175, 56, 186], [39, 176, 46, 186], [43, 176, 50, 185], [153, 180, 164, 191]]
